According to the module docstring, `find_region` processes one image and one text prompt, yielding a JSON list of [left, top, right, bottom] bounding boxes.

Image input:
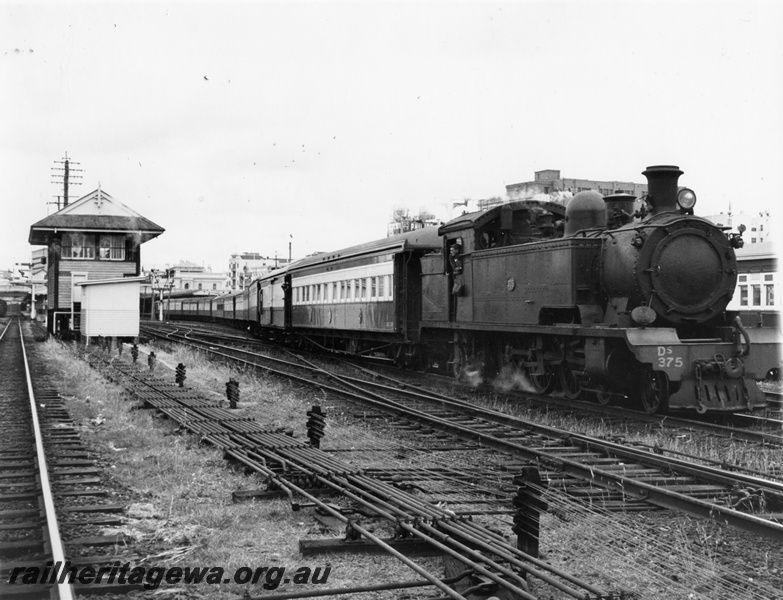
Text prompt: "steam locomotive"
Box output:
[[168, 165, 772, 414]]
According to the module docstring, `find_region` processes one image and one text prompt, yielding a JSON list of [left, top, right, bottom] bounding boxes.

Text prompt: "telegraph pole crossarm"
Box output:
[[51, 152, 83, 208]]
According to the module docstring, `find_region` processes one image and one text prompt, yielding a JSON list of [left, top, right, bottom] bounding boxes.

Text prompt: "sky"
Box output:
[[2, 0, 781, 273]]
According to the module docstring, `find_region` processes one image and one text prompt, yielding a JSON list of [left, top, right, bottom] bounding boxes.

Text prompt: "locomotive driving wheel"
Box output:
[[595, 385, 612, 406], [558, 361, 582, 400], [636, 369, 669, 414], [524, 337, 555, 394], [451, 344, 468, 379], [557, 338, 583, 400]]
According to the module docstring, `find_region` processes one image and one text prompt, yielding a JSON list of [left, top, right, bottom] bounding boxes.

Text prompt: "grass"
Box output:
[[38, 336, 783, 600], [40, 339, 446, 599]]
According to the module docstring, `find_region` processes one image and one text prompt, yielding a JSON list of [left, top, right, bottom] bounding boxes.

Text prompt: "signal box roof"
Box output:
[[29, 188, 165, 245]]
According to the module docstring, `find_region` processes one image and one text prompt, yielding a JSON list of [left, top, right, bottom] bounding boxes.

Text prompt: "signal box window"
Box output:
[[99, 235, 125, 260], [62, 233, 95, 259]]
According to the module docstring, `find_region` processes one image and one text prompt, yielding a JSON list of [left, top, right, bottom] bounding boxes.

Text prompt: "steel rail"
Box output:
[[222, 445, 544, 600], [91, 350, 610, 599], [201, 430, 605, 598], [221, 446, 474, 600], [85, 355, 506, 600], [347, 374, 783, 493], [288, 351, 783, 497], [144, 322, 783, 447], [19, 320, 75, 600], [271, 351, 783, 541], [138, 326, 783, 540], [244, 570, 476, 600]]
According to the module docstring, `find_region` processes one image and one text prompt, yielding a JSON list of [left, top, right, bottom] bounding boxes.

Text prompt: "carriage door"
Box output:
[[284, 274, 293, 328], [256, 281, 263, 324]]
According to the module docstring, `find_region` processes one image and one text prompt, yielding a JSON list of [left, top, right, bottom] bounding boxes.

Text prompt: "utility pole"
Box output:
[[51, 152, 83, 209]]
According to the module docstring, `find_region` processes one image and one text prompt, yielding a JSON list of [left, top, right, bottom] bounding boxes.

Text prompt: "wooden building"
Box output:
[[28, 188, 164, 335], [76, 277, 147, 345]]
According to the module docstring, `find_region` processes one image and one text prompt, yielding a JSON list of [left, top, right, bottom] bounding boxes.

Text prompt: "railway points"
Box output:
[[5, 313, 782, 598], [80, 338, 618, 600], [136, 322, 783, 541]]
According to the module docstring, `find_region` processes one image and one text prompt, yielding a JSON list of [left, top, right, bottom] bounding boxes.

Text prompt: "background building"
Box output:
[[229, 252, 291, 289], [165, 261, 227, 292], [702, 209, 773, 246], [505, 169, 647, 208]]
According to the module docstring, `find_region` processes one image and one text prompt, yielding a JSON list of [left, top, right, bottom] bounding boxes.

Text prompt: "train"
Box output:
[[167, 165, 777, 414], [0, 298, 6, 318]]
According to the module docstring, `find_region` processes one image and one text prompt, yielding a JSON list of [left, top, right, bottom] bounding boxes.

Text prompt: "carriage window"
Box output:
[[766, 285, 775, 306], [740, 286, 748, 306], [379, 276, 385, 298], [752, 285, 761, 306]]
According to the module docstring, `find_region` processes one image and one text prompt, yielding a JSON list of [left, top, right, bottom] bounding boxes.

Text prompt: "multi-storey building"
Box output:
[[164, 261, 227, 292], [702, 210, 773, 245], [229, 252, 291, 289], [504, 169, 647, 206]]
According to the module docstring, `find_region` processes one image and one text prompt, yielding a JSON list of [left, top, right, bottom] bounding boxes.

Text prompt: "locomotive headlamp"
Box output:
[[677, 188, 697, 211]]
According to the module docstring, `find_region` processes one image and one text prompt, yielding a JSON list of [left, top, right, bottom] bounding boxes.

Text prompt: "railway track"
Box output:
[[143, 321, 783, 448], [81, 342, 619, 600], [0, 319, 136, 599], [139, 321, 783, 542]]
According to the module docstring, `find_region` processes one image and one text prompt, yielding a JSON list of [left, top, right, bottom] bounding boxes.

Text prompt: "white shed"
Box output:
[[76, 276, 146, 342]]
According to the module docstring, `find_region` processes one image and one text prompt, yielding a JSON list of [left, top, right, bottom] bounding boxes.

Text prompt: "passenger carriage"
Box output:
[[285, 228, 441, 359]]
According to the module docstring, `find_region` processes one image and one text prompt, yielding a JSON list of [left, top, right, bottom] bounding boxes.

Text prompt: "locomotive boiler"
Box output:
[[420, 165, 765, 413], [167, 164, 772, 415]]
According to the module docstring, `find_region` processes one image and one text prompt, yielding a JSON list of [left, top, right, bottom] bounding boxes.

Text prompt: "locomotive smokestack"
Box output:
[[642, 165, 683, 215]]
